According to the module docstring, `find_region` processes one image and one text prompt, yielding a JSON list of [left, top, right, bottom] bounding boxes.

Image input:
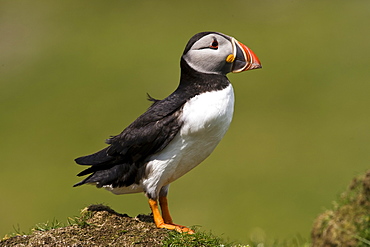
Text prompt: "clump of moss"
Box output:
[[311, 170, 370, 246]]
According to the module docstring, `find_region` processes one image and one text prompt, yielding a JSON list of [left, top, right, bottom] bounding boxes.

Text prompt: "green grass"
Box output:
[[33, 218, 64, 232], [66, 208, 94, 228], [162, 227, 234, 247]]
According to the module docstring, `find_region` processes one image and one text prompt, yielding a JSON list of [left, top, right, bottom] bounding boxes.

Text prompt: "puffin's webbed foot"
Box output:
[[149, 198, 194, 234]]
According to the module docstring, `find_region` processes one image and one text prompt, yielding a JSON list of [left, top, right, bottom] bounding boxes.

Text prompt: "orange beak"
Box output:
[[232, 39, 262, 73]]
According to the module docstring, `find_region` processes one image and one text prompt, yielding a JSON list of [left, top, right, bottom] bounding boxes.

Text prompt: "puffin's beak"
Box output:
[[231, 39, 262, 73]]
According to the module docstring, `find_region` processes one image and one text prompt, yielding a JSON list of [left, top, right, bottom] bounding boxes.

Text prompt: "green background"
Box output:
[[1, 0, 369, 243]]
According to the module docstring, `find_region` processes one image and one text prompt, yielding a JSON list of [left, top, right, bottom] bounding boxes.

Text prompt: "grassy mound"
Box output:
[[1, 204, 236, 247], [1, 204, 167, 246]]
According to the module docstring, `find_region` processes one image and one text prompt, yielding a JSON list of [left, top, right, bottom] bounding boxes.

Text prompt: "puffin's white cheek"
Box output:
[[184, 52, 226, 75]]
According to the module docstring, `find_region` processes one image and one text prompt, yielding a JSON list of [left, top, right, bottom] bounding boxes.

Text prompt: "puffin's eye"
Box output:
[[209, 39, 218, 49]]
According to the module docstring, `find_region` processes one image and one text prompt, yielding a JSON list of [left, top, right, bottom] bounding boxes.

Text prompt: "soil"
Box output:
[[0, 204, 168, 247]]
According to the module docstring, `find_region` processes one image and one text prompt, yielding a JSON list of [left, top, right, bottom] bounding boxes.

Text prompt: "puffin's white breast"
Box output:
[[180, 83, 234, 137]]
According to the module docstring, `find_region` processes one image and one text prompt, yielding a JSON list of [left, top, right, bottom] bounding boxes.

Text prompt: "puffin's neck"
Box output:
[[178, 58, 230, 94]]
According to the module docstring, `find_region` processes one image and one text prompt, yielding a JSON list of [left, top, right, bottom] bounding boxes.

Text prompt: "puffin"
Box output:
[[74, 31, 261, 233]]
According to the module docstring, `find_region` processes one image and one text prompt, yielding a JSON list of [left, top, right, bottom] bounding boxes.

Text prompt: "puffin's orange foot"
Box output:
[[173, 224, 195, 234], [157, 222, 195, 234], [148, 198, 195, 234]]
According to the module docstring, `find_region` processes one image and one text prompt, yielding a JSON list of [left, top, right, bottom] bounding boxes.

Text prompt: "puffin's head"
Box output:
[[182, 32, 262, 75]]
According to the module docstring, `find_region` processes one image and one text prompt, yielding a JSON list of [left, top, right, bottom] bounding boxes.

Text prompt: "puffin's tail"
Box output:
[[73, 148, 139, 188]]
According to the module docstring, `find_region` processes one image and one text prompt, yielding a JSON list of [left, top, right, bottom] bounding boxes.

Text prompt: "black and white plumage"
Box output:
[[74, 31, 261, 233]]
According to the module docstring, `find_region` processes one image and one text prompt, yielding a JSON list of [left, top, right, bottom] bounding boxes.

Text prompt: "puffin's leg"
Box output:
[[148, 199, 182, 232], [158, 185, 173, 224], [158, 196, 194, 234], [147, 186, 194, 234], [148, 198, 194, 234], [158, 196, 174, 224]]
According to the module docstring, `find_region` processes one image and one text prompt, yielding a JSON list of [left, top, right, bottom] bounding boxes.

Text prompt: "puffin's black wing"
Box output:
[[74, 94, 186, 188]]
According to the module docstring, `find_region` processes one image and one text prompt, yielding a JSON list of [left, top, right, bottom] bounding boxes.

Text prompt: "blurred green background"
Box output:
[[1, 0, 369, 243]]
